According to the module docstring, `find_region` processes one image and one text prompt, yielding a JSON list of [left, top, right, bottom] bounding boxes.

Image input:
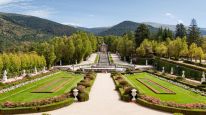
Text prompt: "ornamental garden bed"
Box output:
[[0, 71, 85, 114], [32, 77, 72, 93], [137, 78, 175, 94]]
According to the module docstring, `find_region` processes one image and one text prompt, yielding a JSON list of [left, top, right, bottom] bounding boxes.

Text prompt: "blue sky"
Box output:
[[0, 0, 206, 28]]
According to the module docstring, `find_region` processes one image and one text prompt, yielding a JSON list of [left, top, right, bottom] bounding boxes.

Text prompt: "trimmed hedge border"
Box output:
[[0, 98, 74, 114], [136, 98, 206, 115]]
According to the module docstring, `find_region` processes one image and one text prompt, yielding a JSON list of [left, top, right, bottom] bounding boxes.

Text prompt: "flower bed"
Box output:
[[32, 77, 72, 93], [137, 78, 175, 94]]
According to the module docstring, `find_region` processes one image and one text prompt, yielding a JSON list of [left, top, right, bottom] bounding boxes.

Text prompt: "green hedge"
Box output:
[[134, 57, 153, 65], [137, 98, 206, 115], [184, 60, 206, 68], [154, 58, 203, 81], [0, 98, 73, 114]]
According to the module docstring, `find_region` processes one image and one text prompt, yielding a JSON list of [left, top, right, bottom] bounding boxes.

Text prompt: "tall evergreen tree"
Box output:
[[175, 23, 186, 38], [188, 18, 201, 46], [135, 24, 150, 47]]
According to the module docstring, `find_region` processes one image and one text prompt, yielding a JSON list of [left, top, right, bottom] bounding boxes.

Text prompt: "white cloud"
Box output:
[[0, 0, 30, 6], [62, 22, 81, 27], [165, 12, 184, 24], [23, 9, 53, 18]]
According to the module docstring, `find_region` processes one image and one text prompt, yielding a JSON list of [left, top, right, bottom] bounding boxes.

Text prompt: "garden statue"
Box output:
[[131, 89, 137, 101], [22, 70, 26, 76], [182, 71, 185, 78], [201, 72, 206, 83], [73, 88, 79, 101], [2, 70, 8, 82], [60, 60, 62, 66], [171, 67, 173, 75], [162, 67, 165, 73], [130, 59, 132, 64], [43, 66, 46, 73], [34, 67, 38, 74]]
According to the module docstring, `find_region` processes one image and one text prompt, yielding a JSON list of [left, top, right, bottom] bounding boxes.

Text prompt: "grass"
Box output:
[[137, 78, 175, 94], [125, 72, 206, 104], [0, 71, 83, 103]]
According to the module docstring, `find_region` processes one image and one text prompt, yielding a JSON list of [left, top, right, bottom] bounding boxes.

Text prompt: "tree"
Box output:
[[188, 18, 201, 46], [189, 43, 198, 61], [136, 45, 146, 57], [135, 24, 150, 47], [63, 38, 75, 64], [175, 23, 186, 38], [155, 43, 167, 57], [43, 44, 56, 68], [156, 28, 173, 41]]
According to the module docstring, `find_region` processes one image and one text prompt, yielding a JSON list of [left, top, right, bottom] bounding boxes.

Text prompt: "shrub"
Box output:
[[115, 84, 122, 90], [119, 80, 128, 86], [78, 92, 89, 102], [78, 81, 91, 87], [121, 94, 132, 102], [77, 85, 86, 93]]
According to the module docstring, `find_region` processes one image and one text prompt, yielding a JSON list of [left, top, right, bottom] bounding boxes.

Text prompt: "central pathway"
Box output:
[[30, 73, 170, 115]]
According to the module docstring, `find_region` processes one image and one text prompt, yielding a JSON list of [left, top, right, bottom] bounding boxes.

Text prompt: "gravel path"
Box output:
[[26, 73, 170, 115]]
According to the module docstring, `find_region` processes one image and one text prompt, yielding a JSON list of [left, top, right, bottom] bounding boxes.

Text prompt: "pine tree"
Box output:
[[175, 23, 186, 38], [135, 24, 150, 47], [188, 18, 201, 46]]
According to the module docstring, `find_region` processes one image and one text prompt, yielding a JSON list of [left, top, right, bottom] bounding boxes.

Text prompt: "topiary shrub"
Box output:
[[78, 81, 91, 87], [119, 80, 128, 86], [121, 94, 132, 102], [77, 85, 86, 93], [78, 92, 89, 102]]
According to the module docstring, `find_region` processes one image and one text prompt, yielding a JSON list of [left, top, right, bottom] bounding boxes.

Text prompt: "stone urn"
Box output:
[[73, 89, 79, 101], [131, 89, 137, 101]]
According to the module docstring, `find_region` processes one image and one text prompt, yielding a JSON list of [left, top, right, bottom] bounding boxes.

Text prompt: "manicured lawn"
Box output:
[[137, 78, 175, 94], [0, 71, 83, 103], [125, 72, 206, 104]]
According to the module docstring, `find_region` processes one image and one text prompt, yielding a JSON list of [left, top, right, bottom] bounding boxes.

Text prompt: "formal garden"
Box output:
[[0, 70, 96, 114]]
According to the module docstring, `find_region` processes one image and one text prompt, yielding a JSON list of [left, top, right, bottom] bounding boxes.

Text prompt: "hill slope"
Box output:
[[0, 12, 79, 42], [98, 21, 158, 36]]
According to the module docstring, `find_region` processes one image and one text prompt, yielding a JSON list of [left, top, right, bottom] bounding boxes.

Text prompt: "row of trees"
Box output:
[[135, 19, 201, 47], [136, 38, 204, 62], [0, 52, 46, 76], [104, 19, 205, 63], [33, 32, 98, 67]]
